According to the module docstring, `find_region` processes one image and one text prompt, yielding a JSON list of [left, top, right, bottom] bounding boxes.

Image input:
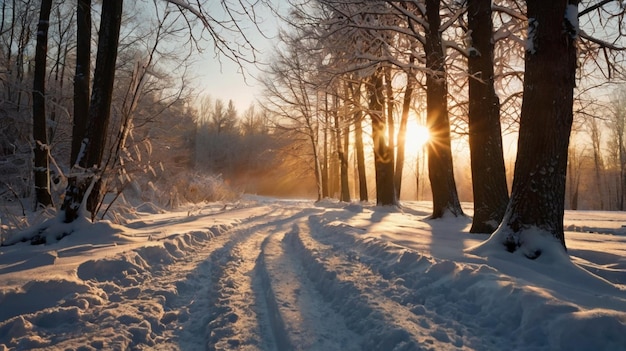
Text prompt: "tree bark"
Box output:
[[71, 0, 91, 166], [32, 0, 53, 209], [310, 130, 324, 202], [589, 118, 604, 209], [384, 66, 396, 197], [322, 102, 330, 198], [467, 0, 509, 233], [352, 82, 368, 202], [63, 0, 123, 223], [488, 0, 578, 256], [394, 58, 415, 199], [336, 88, 350, 202], [369, 70, 396, 206], [424, 0, 463, 218]]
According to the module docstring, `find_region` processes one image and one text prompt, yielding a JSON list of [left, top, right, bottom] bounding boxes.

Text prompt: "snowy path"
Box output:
[[1, 199, 626, 350]]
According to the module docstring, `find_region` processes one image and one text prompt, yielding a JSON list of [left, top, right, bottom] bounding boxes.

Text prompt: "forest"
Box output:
[[0, 0, 625, 253]]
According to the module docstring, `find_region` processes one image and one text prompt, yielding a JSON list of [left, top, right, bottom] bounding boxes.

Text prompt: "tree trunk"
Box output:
[[481, 0, 578, 256], [334, 94, 350, 202], [394, 59, 415, 199], [384, 67, 396, 198], [352, 82, 368, 202], [369, 70, 396, 206], [467, 0, 509, 233], [62, 0, 123, 223], [567, 147, 581, 210], [322, 105, 330, 198], [5, 0, 15, 102], [71, 0, 91, 166], [32, 0, 53, 209], [424, 0, 463, 218], [343, 116, 351, 200], [590, 118, 604, 209], [310, 131, 324, 202]]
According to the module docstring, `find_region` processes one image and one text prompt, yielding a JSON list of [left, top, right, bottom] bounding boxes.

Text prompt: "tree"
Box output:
[[394, 55, 416, 199], [606, 88, 626, 210], [473, 0, 579, 257], [424, 0, 464, 218], [351, 81, 368, 202], [335, 86, 350, 202], [71, 0, 90, 166], [369, 68, 397, 205], [62, 0, 124, 223], [260, 30, 325, 201], [32, 0, 54, 209], [467, 0, 509, 233]]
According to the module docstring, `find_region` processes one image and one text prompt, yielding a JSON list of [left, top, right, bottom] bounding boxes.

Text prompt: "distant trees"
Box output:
[[606, 88, 626, 210], [195, 96, 283, 195]]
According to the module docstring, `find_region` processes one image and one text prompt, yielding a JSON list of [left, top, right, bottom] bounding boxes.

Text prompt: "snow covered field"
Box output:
[[1, 197, 625, 350]]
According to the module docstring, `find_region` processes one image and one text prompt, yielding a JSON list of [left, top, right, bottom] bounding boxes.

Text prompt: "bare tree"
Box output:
[[473, 0, 578, 257], [467, 0, 509, 233], [394, 55, 416, 199], [32, 0, 54, 208], [606, 88, 626, 210], [62, 0, 124, 223], [351, 81, 368, 201], [260, 30, 325, 200], [424, 0, 464, 218], [71, 0, 90, 166]]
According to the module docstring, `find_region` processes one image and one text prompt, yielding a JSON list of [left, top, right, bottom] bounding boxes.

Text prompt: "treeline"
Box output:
[[194, 96, 316, 197]]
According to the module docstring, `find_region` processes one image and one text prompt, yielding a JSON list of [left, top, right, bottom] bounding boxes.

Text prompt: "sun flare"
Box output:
[[405, 121, 430, 156]]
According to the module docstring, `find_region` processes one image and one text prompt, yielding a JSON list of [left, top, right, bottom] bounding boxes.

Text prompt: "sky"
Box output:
[[191, 1, 283, 112], [1, 198, 625, 350]]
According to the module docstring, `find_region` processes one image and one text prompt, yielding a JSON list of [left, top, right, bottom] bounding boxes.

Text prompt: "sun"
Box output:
[[404, 120, 430, 156]]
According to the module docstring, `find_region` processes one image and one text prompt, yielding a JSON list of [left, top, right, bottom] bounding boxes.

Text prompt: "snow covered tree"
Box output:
[[394, 54, 416, 200], [369, 68, 396, 205], [467, 0, 509, 233], [62, 0, 124, 223], [71, 0, 90, 166], [424, 0, 464, 218], [474, 0, 579, 257], [351, 81, 369, 202], [32, 0, 54, 209], [260, 29, 325, 201]]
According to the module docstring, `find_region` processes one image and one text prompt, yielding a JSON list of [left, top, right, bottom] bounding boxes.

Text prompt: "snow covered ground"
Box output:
[[1, 197, 625, 350]]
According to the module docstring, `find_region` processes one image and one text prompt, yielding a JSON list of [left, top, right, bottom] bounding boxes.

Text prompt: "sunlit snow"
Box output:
[[1, 198, 625, 350]]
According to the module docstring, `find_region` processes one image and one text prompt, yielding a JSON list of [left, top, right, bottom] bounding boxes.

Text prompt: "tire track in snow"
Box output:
[[203, 206, 324, 351], [256, 222, 362, 351], [287, 216, 471, 350], [284, 222, 433, 350], [303, 214, 514, 350]]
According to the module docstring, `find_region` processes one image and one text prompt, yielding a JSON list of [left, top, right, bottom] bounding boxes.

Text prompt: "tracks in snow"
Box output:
[[204, 205, 472, 351], [7, 204, 476, 350]]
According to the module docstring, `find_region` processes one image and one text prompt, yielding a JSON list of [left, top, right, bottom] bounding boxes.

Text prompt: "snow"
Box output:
[[1, 198, 625, 350]]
